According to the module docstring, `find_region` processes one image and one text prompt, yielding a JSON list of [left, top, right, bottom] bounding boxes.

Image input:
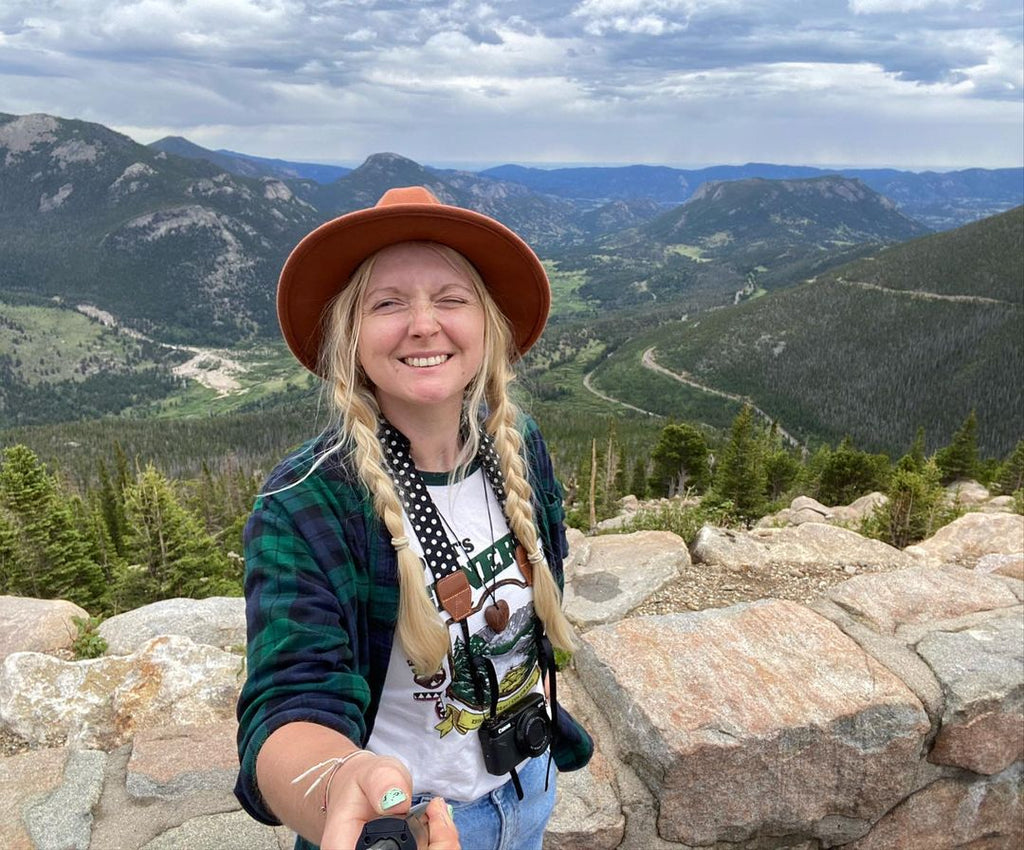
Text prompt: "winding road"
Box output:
[[580, 344, 803, 449]]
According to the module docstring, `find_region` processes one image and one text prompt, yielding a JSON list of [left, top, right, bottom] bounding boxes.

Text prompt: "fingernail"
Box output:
[[381, 788, 407, 810], [447, 803, 454, 822]]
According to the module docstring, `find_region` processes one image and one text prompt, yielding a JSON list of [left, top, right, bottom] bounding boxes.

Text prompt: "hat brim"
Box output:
[[277, 202, 551, 375]]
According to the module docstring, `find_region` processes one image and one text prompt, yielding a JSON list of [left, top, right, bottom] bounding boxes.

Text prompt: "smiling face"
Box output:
[[356, 242, 486, 427]]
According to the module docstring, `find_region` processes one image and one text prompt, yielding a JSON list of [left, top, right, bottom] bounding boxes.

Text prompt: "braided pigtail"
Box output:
[[344, 404, 450, 675], [486, 391, 576, 654], [321, 257, 450, 676]]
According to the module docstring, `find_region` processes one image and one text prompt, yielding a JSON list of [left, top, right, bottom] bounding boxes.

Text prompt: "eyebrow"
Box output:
[[365, 281, 476, 297]]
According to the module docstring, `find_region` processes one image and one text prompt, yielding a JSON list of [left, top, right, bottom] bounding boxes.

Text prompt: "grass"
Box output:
[[666, 244, 711, 263], [0, 302, 151, 384], [543, 261, 598, 318]]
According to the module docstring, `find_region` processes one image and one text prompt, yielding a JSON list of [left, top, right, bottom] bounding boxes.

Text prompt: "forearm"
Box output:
[[256, 721, 361, 844]]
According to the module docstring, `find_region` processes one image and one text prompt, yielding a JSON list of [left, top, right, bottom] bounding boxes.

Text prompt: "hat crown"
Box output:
[[377, 186, 441, 207]]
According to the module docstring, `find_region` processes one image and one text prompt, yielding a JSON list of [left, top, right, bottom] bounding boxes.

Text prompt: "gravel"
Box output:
[[630, 557, 901, 617]]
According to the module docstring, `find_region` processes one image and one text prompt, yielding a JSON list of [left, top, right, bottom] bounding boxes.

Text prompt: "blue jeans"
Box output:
[[415, 755, 557, 850]]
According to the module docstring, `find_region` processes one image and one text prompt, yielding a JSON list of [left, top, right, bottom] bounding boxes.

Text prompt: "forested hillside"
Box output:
[[593, 206, 1024, 456]]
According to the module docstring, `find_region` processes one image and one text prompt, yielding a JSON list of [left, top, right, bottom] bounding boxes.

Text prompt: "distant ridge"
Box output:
[[149, 136, 351, 184], [607, 206, 1024, 456], [482, 162, 1023, 231]]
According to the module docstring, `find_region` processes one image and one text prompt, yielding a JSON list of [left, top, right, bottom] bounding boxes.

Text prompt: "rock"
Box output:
[[0, 596, 90, 662], [694, 523, 914, 573], [976, 553, 1024, 581], [563, 527, 587, 582], [127, 720, 239, 799], [138, 809, 286, 850], [791, 495, 831, 516], [545, 747, 624, 850], [826, 564, 1020, 637], [576, 599, 930, 847], [0, 746, 68, 850], [618, 495, 640, 514], [563, 531, 689, 629], [0, 635, 244, 749], [789, 507, 831, 525], [691, 525, 768, 569], [544, 669, 625, 850], [918, 612, 1024, 775], [828, 492, 887, 527], [944, 479, 991, 507], [24, 748, 106, 850], [99, 597, 246, 655], [905, 512, 1024, 566], [594, 514, 630, 531], [846, 764, 1023, 850], [981, 495, 1016, 513]]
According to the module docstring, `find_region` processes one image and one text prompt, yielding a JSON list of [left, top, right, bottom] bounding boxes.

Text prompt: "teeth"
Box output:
[[404, 354, 449, 367]]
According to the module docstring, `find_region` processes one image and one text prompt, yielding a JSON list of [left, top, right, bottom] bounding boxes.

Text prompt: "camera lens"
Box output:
[[516, 710, 550, 757]]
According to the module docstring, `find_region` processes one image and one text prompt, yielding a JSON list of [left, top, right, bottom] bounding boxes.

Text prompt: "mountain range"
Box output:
[[1, 110, 1022, 455], [587, 206, 1023, 456], [154, 134, 1023, 231]]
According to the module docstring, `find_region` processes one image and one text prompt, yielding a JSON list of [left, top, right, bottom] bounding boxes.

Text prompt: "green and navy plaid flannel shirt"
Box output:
[[234, 415, 592, 834]]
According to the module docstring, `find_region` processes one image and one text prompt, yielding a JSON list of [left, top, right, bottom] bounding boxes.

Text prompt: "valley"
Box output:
[[0, 111, 1021, 470]]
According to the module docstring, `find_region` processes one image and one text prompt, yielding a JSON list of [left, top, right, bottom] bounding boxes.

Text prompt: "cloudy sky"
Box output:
[[1, 0, 1021, 170]]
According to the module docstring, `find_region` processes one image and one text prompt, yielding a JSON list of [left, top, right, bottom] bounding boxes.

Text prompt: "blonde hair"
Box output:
[[318, 241, 574, 674]]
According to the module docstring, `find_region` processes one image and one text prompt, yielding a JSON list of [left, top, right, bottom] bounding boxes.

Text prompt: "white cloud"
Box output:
[[848, 0, 966, 13], [0, 0, 1020, 168]]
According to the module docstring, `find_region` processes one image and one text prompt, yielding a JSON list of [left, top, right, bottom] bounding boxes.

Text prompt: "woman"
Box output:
[[235, 187, 592, 850]]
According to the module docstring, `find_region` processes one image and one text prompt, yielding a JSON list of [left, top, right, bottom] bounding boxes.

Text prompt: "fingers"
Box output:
[[424, 797, 461, 850], [320, 754, 413, 850]]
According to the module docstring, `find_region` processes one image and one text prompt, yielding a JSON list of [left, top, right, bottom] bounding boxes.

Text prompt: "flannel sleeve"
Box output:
[[234, 491, 373, 825], [522, 415, 570, 590]]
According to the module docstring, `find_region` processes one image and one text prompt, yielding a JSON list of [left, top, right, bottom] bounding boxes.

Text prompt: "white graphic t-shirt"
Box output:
[[366, 465, 544, 801]]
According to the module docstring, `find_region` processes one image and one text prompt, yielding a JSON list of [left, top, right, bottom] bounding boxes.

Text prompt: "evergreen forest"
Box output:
[[2, 402, 1021, 627]]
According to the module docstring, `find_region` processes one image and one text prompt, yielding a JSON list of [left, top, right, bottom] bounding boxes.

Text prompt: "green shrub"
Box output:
[[616, 498, 740, 545], [861, 460, 959, 549], [70, 615, 108, 660]]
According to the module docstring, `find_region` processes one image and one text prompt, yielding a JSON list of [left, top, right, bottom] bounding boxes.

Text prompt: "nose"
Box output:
[[408, 302, 440, 336]]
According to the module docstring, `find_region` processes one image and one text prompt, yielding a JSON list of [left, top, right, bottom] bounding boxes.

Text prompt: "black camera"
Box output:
[[478, 691, 551, 776]]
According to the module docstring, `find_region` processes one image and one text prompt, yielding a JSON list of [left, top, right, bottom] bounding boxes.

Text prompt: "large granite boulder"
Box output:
[[906, 511, 1024, 566], [0, 635, 244, 749], [824, 564, 1020, 637], [846, 764, 1023, 850], [575, 599, 932, 847], [918, 612, 1024, 775], [562, 530, 689, 629], [99, 596, 246, 655], [0, 596, 90, 662], [692, 522, 915, 572], [828, 492, 888, 528], [944, 479, 991, 508]]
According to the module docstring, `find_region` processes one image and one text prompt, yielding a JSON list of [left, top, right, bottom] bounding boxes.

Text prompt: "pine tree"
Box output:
[[0, 510, 20, 594], [118, 464, 237, 609], [815, 437, 890, 506], [96, 458, 127, 557], [651, 423, 711, 497], [995, 439, 1024, 495], [935, 410, 980, 484], [863, 459, 948, 549], [0, 445, 106, 610], [629, 458, 649, 500], [711, 406, 766, 522], [896, 427, 927, 473]]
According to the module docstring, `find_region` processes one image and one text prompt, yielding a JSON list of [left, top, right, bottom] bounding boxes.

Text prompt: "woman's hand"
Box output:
[[422, 796, 461, 849], [319, 753, 459, 849]]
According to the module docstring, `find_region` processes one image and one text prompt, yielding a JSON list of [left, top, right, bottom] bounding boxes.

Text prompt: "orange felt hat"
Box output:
[[277, 186, 551, 375]]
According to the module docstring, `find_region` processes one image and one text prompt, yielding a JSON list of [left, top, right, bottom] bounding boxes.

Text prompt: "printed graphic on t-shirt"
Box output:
[[413, 532, 539, 739]]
